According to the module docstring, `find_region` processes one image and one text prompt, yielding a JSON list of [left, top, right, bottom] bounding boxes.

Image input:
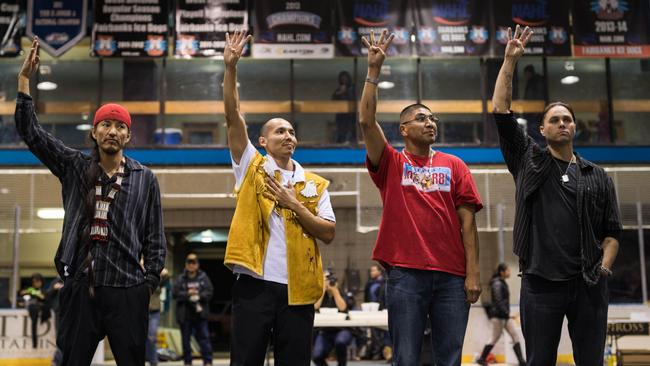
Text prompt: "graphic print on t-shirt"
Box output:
[[401, 163, 451, 192]]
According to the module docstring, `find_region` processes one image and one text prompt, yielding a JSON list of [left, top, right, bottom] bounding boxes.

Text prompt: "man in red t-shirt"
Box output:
[[359, 30, 483, 366]]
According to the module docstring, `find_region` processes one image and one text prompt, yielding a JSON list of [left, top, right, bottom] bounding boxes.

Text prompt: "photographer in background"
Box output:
[[312, 269, 354, 366], [172, 253, 214, 366]]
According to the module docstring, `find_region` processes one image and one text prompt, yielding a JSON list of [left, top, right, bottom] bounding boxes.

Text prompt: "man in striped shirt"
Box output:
[[493, 26, 621, 365], [15, 38, 166, 366]]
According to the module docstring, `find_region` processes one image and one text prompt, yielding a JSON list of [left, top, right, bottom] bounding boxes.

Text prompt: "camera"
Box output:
[[326, 269, 337, 286]]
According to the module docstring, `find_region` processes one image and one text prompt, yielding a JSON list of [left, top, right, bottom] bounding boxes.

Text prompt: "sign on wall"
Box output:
[[0, 309, 57, 359], [92, 0, 169, 57], [252, 0, 333, 59], [413, 0, 490, 56], [0, 0, 22, 57], [174, 0, 248, 57], [26, 0, 86, 57], [335, 0, 413, 57], [572, 0, 650, 57], [492, 0, 571, 56]]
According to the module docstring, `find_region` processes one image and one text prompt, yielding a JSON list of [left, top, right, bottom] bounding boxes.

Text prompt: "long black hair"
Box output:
[[79, 132, 103, 296]]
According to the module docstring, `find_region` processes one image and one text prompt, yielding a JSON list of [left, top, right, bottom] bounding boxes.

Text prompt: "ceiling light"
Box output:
[[564, 61, 575, 71], [516, 118, 528, 126], [0, 188, 9, 194], [410, 34, 416, 42], [37, 208, 65, 219], [37, 81, 58, 91], [377, 81, 395, 89], [561, 76, 580, 85], [76, 124, 92, 131]]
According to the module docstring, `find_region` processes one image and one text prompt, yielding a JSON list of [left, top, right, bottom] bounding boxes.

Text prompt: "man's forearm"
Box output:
[[18, 76, 30, 95], [359, 67, 380, 127], [601, 237, 619, 270], [493, 58, 517, 113], [289, 202, 335, 243], [223, 66, 240, 123]]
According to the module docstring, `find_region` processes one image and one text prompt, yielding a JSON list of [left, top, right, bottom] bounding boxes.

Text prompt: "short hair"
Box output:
[[31, 273, 43, 282], [540, 102, 576, 126], [524, 64, 535, 74], [186, 253, 199, 261], [260, 118, 294, 137], [399, 103, 431, 122]]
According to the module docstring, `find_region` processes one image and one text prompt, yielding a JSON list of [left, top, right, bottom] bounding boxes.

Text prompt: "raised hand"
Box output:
[[224, 30, 251, 68], [19, 38, 40, 79], [504, 24, 532, 60], [361, 29, 395, 69]]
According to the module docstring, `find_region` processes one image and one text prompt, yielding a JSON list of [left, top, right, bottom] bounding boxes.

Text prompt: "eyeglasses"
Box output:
[[401, 113, 440, 125], [186, 259, 197, 264]]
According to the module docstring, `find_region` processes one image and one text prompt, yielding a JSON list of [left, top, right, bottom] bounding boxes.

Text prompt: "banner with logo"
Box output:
[[0, 309, 57, 359], [335, 0, 413, 56], [492, 0, 571, 56], [413, 0, 490, 56], [0, 0, 21, 57], [92, 0, 169, 57], [174, 0, 248, 57], [26, 0, 86, 57], [573, 0, 650, 57], [252, 0, 333, 59]]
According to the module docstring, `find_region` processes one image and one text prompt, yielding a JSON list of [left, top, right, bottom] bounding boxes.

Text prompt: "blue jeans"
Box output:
[[180, 319, 213, 365], [312, 329, 353, 366], [146, 311, 160, 365], [386, 267, 469, 366]]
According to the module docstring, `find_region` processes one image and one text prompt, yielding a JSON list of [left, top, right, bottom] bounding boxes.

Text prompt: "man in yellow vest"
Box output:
[[222, 31, 337, 366]]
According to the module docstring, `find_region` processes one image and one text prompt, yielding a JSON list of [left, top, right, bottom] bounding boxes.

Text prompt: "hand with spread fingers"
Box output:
[[264, 175, 299, 211], [361, 29, 395, 69], [504, 24, 533, 60], [19, 37, 40, 79], [224, 30, 251, 68]]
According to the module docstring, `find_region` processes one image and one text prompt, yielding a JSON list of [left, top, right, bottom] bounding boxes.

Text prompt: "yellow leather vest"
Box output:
[[225, 152, 328, 305]]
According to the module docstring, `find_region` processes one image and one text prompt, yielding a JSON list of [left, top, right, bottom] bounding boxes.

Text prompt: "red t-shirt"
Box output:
[[366, 144, 483, 277]]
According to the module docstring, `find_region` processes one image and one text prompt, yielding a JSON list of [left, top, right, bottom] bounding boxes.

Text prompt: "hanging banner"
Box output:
[[492, 0, 571, 56], [0, 0, 21, 57], [174, 0, 248, 57], [252, 0, 333, 59], [92, 0, 169, 57], [414, 0, 490, 56], [335, 0, 413, 57], [573, 0, 650, 57], [26, 0, 87, 57]]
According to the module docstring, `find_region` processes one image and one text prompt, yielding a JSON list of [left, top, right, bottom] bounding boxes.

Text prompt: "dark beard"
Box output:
[[100, 143, 122, 155]]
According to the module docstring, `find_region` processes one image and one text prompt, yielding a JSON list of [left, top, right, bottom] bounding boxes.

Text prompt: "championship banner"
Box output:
[[174, 0, 248, 57], [26, 0, 87, 57], [493, 0, 571, 56], [573, 0, 650, 58], [92, 0, 169, 57], [414, 0, 490, 56], [252, 0, 333, 59], [0, 0, 21, 57], [335, 0, 413, 57]]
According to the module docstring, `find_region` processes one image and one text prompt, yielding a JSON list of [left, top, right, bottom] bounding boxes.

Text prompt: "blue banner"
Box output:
[[0, 0, 22, 57], [26, 0, 87, 57]]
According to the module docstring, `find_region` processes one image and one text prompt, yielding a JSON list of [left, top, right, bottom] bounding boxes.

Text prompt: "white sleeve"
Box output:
[[317, 189, 336, 222], [232, 141, 257, 190]]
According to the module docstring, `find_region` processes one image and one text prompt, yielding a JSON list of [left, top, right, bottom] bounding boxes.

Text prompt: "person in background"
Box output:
[[147, 268, 170, 366], [361, 264, 391, 361], [312, 270, 354, 366], [172, 253, 214, 366], [20, 273, 45, 348], [332, 71, 357, 144], [46, 276, 64, 365], [476, 263, 525, 366]]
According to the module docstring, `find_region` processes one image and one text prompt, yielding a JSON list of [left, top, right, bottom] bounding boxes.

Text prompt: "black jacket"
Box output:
[[172, 270, 213, 323], [489, 277, 510, 319]]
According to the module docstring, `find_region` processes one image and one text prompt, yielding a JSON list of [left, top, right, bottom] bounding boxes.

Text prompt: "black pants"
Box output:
[[57, 276, 150, 366], [520, 274, 608, 366], [230, 274, 314, 366]]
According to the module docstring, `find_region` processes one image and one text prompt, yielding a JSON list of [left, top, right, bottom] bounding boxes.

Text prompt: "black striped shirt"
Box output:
[[494, 112, 621, 285], [15, 93, 166, 289]]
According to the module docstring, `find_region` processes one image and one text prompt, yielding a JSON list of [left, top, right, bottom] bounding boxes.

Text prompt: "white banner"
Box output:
[[0, 309, 57, 359], [252, 43, 334, 59]]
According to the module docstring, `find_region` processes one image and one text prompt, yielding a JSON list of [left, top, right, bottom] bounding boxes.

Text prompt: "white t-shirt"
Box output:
[[230, 142, 336, 284]]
